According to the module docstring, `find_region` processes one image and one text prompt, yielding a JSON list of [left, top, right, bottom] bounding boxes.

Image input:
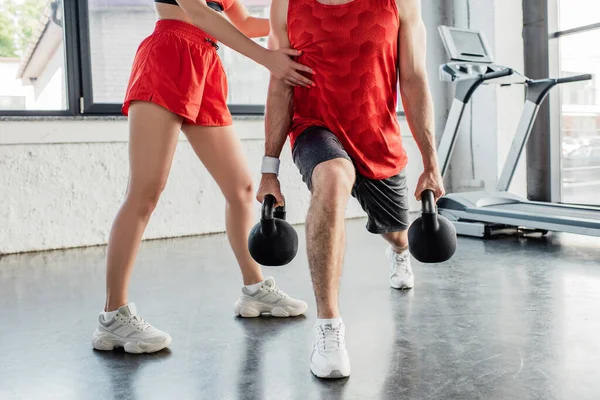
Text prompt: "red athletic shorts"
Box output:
[[122, 19, 232, 126]]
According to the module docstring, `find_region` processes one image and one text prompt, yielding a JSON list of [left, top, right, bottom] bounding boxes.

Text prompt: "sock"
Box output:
[[244, 280, 265, 293], [316, 317, 343, 326], [102, 310, 118, 321], [391, 246, 409, 255]]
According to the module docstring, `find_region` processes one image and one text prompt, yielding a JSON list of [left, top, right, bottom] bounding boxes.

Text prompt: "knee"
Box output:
[[385, 231, 409, 249], [225, 181, 254, 208], [126, 181, 166, 218], [311, 159, 355, 207]]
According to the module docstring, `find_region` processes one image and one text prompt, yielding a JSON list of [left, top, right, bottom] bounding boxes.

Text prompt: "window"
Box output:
[[218, 2, 270, 108], [558, 0, 600, 32], [561, 72, 596, 105], [86, 0, 156, 105], [0, 0, 68, 112], [552, 7, 600, 206], [81, 0, 271, 114], [0, 0, 272, 116]]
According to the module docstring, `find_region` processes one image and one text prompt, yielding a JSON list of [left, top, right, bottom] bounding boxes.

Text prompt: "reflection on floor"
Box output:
[[1, 219, 600, 400]]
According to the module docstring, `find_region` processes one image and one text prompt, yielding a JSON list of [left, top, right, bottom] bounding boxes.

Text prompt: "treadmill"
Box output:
[[436, 26, 600, 238]]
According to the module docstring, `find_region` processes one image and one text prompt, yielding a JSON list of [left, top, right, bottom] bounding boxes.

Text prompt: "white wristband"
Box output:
[[261, 156, 280, 176]]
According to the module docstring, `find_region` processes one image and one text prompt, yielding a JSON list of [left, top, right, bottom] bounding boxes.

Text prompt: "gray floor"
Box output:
[[1, 219, 600, 400]]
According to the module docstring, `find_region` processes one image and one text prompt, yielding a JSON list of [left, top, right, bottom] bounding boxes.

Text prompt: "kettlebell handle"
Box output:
[[261, 194, 287, 237], [421, 189, 436, 214], [261, 194, 286, 221], [261, 194, 276, 221]]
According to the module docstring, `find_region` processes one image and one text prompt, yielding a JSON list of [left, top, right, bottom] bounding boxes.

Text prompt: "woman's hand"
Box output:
[[263, 48, 315, 87]]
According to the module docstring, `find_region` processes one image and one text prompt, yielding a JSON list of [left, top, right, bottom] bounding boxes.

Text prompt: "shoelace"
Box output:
[[120, 314, 151, 331], [316, 325, 343, 353], [262, 284, 289, 298], [391, 250, 411, 274]]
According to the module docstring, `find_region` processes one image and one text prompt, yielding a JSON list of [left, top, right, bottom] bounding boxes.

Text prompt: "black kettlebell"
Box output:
[[408, 189, 457, 263], [248, 194, 299, 266]]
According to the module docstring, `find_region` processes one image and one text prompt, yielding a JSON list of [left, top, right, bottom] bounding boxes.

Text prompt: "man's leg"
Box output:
[[382, 231, 409, 253], [292, 126, 354, 379], [352, 171, 413, 289], [307, 158, 355, 318], [306, 158, 354, 379]]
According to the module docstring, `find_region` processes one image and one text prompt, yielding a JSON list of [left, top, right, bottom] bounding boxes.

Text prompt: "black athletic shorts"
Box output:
[[292, 126, 410, 234]]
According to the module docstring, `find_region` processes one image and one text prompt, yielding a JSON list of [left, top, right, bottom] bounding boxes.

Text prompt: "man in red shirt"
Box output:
[[257, 0, 445, 378]]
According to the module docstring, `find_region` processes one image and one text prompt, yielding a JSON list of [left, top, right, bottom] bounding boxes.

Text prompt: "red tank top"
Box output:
[[288, 0, 407, 180], [219, 0, 236, 11]]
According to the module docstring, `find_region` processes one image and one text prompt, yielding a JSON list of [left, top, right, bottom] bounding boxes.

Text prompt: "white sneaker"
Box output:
[[234, 277, 308, 317], [386, 246, 414, 290], [92, 303, 172, 354], [310, 321, 351, 379]]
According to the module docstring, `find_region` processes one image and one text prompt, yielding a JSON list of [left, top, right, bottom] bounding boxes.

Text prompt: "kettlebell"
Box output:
[[408, 189, 457, 263], [248, 194, 299, 266]]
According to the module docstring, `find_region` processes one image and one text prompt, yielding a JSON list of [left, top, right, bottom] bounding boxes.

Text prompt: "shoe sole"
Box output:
[[310, 364, 350, 379], [92, 329, 172, 354], [234, 302, 308, 318], [390, 283, 414, 290]]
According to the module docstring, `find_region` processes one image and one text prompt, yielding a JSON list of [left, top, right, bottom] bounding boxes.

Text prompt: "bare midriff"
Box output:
[[155, 3, 193, 24]]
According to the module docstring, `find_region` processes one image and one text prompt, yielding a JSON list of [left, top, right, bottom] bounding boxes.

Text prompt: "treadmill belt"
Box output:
[[468, 202, 600, 228], [491, 203, 600, 219]]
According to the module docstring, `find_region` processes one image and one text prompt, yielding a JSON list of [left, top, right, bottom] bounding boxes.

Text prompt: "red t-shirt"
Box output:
[[287, 0, 408, 180]]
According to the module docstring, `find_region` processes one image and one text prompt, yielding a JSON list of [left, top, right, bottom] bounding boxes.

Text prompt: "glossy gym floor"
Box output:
[[1, 218, 599, 400]]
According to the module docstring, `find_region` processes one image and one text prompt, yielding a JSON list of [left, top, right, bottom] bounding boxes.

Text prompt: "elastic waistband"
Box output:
[[154, 19, 217, 46]]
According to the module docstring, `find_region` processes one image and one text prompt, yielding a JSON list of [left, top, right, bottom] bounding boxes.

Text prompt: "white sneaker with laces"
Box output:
[[92, 303, 172, 354], [310, 321, 351, 378], [234, 277, 308, 317], [386, 246, 414, 290]]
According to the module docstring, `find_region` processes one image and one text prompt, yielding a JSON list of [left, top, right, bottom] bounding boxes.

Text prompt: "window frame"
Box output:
[[0, 0, 271, 116], [0, 0, 81, 117]]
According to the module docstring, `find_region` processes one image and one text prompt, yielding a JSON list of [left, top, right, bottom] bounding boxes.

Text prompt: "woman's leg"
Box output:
[[181, 125, 263, 285], [104, 101, 182, 311]]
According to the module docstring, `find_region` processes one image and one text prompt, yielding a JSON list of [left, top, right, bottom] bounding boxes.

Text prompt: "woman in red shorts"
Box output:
[[92, 0, 314, 354]]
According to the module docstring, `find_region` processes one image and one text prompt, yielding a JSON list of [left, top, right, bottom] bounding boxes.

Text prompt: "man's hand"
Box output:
[[256, 174, 285, 206], [415, 168, 445, 201]]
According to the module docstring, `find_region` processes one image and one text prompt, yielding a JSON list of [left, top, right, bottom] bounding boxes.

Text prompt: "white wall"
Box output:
[[0, 118, 424, 255]]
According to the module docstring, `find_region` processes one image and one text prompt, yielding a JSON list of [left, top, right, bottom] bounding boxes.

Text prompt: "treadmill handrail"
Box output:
[[481, 68, 514, 82], [526, 74, 593, 105], [438, 67, 515, 177], [556, 74, 593, 84], [454, 68, 514, 103], [497, 73, 593, 191]]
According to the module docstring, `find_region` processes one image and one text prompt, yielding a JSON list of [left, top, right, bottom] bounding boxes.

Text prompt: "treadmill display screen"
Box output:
[[450, 30, 487, 57]]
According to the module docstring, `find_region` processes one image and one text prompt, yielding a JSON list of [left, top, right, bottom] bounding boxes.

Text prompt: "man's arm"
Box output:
[[397, 0, 445, 199], [265, 0, 294, 159], [256, 0, 294, 204]]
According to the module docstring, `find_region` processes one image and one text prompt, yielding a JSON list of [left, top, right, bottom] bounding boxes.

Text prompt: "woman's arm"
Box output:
[[224, 1, 270, 38], [176, 0, 313, 86]]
